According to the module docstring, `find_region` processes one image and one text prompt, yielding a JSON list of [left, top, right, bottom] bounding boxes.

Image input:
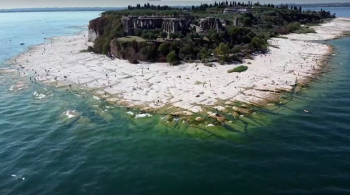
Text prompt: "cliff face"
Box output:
[[110, 39, 160, 63], [110, 39, 124, 59], [88, 29, 99, 42], [110, 39, 141, 60], [88, 17, 109, 42]]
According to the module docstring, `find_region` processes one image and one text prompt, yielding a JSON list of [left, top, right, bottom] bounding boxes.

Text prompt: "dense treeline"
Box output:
[[89, 1, 335, 65]]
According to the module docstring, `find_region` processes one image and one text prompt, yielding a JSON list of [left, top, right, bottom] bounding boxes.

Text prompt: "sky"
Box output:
[[1, 0, 350, 9]]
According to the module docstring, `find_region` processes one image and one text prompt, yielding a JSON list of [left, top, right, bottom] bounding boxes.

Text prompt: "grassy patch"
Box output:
[[80, 49, 89, 52], [227, 66, 248, 73], [195, 81, 206, 85], [117, 36, 145, 42], [295, 27, 316, 34]]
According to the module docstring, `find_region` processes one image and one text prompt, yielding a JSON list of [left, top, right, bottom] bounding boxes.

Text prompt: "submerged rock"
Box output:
[[0, 69, 17, 74], [10, 82, 28, 91], [106, 98, 118, 104], [232, 106, 251, 114], [195, 117, 204, 122], [141, 107, 154, 112], [214, 106, 226, 111], [171, 111, 193, 116], [216, 115, 226, 123], [207, 111, 226, 123]]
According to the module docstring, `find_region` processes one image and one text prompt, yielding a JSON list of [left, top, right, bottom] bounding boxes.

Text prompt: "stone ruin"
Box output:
[[199, 17, 228, 33], [122, 16, 191, 35]]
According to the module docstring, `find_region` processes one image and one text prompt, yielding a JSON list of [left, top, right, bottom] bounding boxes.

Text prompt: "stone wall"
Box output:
[[199, 17, 225, 32], [122, 16, 190, 35]]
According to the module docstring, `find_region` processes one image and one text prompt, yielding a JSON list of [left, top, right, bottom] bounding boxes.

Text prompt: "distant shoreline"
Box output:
[[2, 4, 350, 13], [0, 8, 125, 13]]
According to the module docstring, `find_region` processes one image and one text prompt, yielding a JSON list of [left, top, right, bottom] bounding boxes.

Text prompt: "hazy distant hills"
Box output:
[[296, 2, 350, 7], [1, 2, 349, 13], [0, 7, 126, 13]]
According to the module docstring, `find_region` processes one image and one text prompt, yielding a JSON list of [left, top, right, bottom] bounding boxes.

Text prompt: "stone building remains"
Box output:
[[223, 7, 251, 14], [122, 16, 191, 35], [198, 17, 228, 33]]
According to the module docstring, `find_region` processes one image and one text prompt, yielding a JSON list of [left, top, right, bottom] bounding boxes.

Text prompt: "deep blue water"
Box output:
[[1, 9, 350, 195]]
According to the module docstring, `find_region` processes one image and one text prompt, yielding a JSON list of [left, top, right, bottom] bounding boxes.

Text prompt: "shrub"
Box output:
[[275, 27, 290, 35], [93, 36, 104, 53], [102, 41, 110, 54], [166, 51, 179, 65], [158, 43, 170, 56], [287, 22, 301, 32], [135, 29, 143, 36], [179, 44, 194, 59], [227, 66, 248, 73], [220, 55, 230, 64], [87, 46, 94, 52], [232, 45, 242, 53], [169, 33, 178, 40], [150, 33, 158, 40], [295, 27, 316, 34], [260, 45, 268, 53], [139, 46, 154, 61], [246, 54, 254, 60], [230, 55, 243, 63], [160, 32, 168, 40], [214, 43, 230, 57]]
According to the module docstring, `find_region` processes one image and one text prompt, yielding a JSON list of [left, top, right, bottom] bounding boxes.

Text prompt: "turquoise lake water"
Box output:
[[1, 8, 350, 195]]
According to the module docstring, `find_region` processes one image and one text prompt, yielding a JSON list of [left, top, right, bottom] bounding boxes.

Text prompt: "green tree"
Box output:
[[169, 33, 178, 40], [214, 43, 230, 57], [140, 46, 155, 61], [150, 33, 158, 41], [160, 32, 168, 40], [287, 22, 301, 32], [166, 51, 179, 65], [141, 33, 149, 41], [215, 43, 230, 63], [249, 37, 268, 53], [198, 47, 211, 61], [179, 44, 194, 60], [101, 38, 111, 54], [135, 29, 142, 36], [158, 43, 170, 56], [232, 45, 242, 53]]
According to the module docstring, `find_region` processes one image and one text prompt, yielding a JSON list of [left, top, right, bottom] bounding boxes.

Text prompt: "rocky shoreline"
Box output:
[[7, 18, 350, 125]]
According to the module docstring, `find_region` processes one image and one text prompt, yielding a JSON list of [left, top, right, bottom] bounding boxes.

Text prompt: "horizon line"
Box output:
[[1, 2, 350, 11]]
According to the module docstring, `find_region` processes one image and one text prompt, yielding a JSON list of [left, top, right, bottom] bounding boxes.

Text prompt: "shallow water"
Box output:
[[1, 9, 350, 195]]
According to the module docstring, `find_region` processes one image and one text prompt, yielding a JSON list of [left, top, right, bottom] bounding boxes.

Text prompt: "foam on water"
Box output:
[[135, 113, 152, 118], [93, 96, 100, 100], [126, 111, 134, 116], [64, 110, 79, 119], [33, 89, 53, 99]]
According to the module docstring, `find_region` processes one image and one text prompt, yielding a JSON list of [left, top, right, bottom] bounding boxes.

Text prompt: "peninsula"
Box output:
[[11, 2, 350, 125]]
